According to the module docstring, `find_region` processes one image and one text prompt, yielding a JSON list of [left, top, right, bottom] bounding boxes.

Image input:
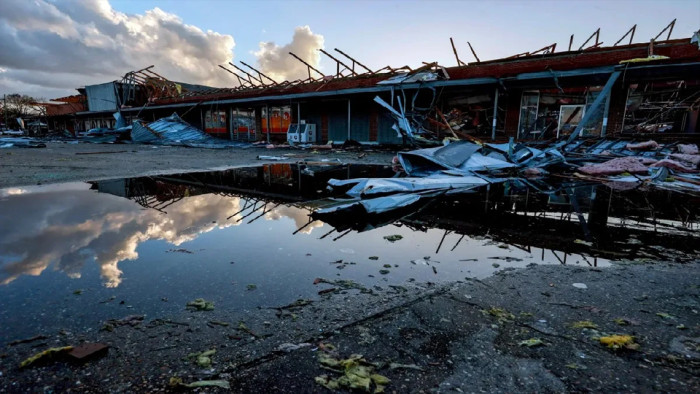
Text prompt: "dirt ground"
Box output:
[[0, 142, 698, 393], [0, 142, 397, 188]]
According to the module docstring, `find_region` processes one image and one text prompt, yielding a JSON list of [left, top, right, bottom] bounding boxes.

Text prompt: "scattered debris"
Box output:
[[66, 343, 109, 361], [571, 320, 599, 329], [187, 349, 216, 368], [19, 346, 73, 368], [8, 335, 48, 346], [186, 298, 214, 311], [599, 335, 639, 350], [482, 307, 515, 322], [102, 315, 144, 331], [388, 362, 424, 371], [519, 338, 545, 347], [275, 343, 311, 352], [572, 283, 588, 289], [169, 377, 230, 389], [315, 349, 390, 393]]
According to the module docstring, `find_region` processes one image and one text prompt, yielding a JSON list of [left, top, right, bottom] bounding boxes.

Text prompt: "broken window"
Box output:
[[623, 80, 700, 134], [517, 87, 607, 140], [518, 91, 539, 139], [204, 110, 227, 137], [231, 108, 256, 141]]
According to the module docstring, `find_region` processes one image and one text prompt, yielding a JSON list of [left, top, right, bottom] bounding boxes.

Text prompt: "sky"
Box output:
[[0, 0, 698, 100]]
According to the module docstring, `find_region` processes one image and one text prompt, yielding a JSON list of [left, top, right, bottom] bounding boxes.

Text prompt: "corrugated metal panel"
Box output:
[[131, 113, 245, 148], [85, 82, 118, 112]]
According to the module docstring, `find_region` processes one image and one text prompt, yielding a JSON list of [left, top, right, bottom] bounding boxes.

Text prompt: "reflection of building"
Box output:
[[46, 34, 700, 143], [91, 166, 699, 265]]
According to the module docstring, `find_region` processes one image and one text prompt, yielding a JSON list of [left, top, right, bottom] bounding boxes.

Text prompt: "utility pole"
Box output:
[[3, 94, 8, 131]]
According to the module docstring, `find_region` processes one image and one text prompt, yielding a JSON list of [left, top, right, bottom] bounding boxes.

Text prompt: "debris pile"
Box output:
[[314, 139, 700, 218]]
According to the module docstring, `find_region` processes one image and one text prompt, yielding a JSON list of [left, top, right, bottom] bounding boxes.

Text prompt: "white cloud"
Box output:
[[254, 25, 325, 82], [0, 0, 235, 98]]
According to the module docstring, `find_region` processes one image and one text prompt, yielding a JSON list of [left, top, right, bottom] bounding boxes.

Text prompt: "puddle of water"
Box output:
[[1, 164, 698, 342]]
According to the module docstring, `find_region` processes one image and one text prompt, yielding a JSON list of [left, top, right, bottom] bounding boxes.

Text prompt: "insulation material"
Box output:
[[677, 144, 699, 155], [649, 159, 698, 173], [625, 140, 659, 151], [669, 153, 700, 167], [578, 157, 649, 176]]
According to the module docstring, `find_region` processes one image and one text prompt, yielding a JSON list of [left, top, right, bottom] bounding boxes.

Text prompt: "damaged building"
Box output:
[[45, 26, 700, 145]]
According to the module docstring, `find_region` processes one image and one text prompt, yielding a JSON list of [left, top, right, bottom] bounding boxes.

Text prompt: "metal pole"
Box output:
[[3, 94, 8, 131], [347, 99, 351, 141], [265, 104, 271, 143], [229, 107, 234, 140], [601, 86, 613, 137], [491, 87, 499, 141]]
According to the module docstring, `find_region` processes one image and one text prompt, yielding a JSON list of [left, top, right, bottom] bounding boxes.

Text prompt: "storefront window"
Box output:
[[205, 110, 227, 135], [261, 106, 291, 133]]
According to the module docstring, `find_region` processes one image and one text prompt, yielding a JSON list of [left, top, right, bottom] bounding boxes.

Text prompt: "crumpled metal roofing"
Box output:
[[131, 113, 248, 148]]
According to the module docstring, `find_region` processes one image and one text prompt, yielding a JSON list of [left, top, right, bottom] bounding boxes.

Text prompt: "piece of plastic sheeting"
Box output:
[[397, 141, 481, 175], [315, 194, 422, 215], [329, 174, 489, 197], [460, 153, 517, 171]]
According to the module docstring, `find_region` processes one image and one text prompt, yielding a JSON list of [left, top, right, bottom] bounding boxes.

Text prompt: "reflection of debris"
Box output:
[[166, 248, 193, 254], [383, 235, 403, 242]]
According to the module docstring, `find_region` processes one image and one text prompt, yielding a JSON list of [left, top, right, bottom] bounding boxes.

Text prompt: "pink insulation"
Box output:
[[625, 140, 659, 150], [677, 144, 699, 155], [650, 159, 698, 173], [578, 157, 649, 176], [669, 153, 700, 167]]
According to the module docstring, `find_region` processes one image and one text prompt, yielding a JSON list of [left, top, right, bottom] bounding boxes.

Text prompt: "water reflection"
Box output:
[[1, 163, 698, 291], [0, 180, 325, 288]]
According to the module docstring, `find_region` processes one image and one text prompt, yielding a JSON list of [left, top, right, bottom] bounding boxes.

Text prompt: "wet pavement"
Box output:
[[1, 163, 698, 392]]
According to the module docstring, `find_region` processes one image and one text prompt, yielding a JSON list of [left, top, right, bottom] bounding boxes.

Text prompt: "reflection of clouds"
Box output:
[[0, 188, 26, 197], [0, 188, 323, 287], [264, 205, 323, 234], [0, 190, 241, 287]]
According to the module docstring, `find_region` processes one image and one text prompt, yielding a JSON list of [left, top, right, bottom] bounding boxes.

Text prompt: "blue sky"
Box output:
[[111, 0, 699, 70]]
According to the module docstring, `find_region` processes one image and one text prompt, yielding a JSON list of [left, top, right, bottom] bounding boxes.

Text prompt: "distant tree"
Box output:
[[2, 94, 47, 129]]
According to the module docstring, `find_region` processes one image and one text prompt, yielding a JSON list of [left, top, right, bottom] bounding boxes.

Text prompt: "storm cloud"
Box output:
[[254, 25, 325, 82], [0, 0, 235, 98]]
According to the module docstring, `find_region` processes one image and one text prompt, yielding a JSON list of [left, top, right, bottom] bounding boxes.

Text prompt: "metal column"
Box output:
[[229, 107, 234, 140], [265, 104, 271, 143], [347, 99, 351, 141], [491, 87, 499, 141]]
